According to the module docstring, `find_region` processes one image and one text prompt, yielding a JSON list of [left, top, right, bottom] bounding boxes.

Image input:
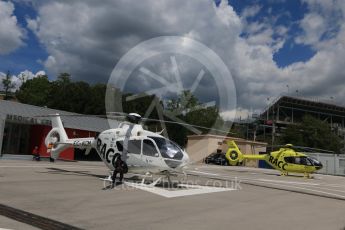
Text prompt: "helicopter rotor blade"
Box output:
[[108, 112, 235, 134], [140, 117, 234, 135], [291, 146, 334, 153], [36, 112, 235, 135], [267, 145, 334, 153], [106, 112, 129, 116], [35, 114, 128, 120], [34, 114, 107, 118]]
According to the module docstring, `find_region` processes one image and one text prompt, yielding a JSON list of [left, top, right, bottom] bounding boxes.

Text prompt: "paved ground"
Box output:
[[0, 215, 39, 230], [1, 160, 345, 230]]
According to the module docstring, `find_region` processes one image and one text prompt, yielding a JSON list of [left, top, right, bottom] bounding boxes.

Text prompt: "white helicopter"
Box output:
[[44, 113, 229, 187]]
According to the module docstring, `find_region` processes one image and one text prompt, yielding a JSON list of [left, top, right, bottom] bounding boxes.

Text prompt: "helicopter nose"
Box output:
[[309, 158, 323, 170], [316, 162, 323, 170], [314, 161, 323, 170]]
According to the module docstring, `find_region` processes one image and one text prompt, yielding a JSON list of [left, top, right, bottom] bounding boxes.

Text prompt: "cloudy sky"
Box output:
[[1, 0, 345, 118]]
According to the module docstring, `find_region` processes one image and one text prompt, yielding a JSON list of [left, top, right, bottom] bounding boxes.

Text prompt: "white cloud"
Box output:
[[246, 28, 274, 46], [0, 70, 45, 91], [221, 108, 254, 120], [214, 0, 242, 31], [295, 13, 326, 45], [241, 5, 261, 19], [0, 1, 25, 55], [240, 5, 288, 54], [22, 0, 345, 116], [297, 0, 344, 49]]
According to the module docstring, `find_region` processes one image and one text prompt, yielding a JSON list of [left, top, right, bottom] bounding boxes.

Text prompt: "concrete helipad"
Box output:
[[1, 160, 345, 230]]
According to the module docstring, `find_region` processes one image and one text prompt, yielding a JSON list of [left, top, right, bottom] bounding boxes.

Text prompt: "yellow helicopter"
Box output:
[[225, 141, 323, 178]]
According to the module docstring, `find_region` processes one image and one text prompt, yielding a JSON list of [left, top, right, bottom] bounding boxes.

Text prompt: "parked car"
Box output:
[[204, 152, 229, 166]]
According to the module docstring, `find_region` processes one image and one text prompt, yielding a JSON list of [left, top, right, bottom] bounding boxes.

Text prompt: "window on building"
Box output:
[[339, 159, 345, 168]]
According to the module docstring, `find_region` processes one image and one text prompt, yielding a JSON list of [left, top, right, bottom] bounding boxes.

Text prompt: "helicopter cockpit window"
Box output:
[[284, 156, 312, 166], [143, 139, 158, 157], [149, 136, 183, 160], [309, 157, 322, 167]]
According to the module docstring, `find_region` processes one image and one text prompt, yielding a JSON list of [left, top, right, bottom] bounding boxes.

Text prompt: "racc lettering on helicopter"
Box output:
[[268, 156, 288, 170], [96, 138, 121, 164], [100, 143, 107, 158], [105, 148, 115, 163]]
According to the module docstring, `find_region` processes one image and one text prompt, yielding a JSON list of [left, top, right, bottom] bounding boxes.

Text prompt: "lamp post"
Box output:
[[286, 85, 289, 94]]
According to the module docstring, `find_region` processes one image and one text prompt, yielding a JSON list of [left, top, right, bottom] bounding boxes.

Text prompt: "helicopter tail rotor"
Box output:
[[225, 140, 244, 166], [44, 114, 95, 160], [45, 114, 70, 159]]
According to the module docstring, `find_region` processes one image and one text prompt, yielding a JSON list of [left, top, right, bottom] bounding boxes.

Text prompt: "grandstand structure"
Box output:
[[257, 95, 345, 147]]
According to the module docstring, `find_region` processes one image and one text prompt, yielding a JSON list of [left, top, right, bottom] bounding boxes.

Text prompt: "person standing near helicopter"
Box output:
[[111, 121, 134, 187], [32, 146, 40, 161], [111, 156, 128, 187]]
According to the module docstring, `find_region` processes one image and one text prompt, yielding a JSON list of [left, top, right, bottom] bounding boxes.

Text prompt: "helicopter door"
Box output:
[[115, 140, 143, 167], [284, 156, 313, 172], [142, 139, 162, 169], [127, 140, 143, 166]]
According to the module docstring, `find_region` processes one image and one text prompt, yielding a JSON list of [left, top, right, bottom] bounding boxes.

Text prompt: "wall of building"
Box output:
[[0, 115, 5, 156], [186, 136, 213, 163]]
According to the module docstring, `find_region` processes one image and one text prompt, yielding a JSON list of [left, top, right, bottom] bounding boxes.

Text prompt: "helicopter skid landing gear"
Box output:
[[140, 173, 163, 188], [280, 171, 288, 176], [139, 173, 163, 188], [101, 172, 113, 189], [304, 173, 312, 179], [139, 171, 174, 188], [146, 177, 162, 187], [165, 171, 173, 188], [140, 172, 152, 185]]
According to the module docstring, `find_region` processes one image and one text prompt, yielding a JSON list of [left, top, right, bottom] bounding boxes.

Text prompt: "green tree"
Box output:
[[84, 83, 107, 115], [46, 73, 68, 111], [47, 73, 79, 112], [229, 123, 246, 139], [49, 74, 96, 113], [2, 71, 15, 100], [16, 75, 51, 106], [280, 115, 342, 152], [17, 72, 107, 115], [122, 93, 158, 117], [165, 91, 224, 147], [66, 81, 92, 113]]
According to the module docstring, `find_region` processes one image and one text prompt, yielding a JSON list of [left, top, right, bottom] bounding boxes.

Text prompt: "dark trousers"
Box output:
[[33, 154, 40, 161], [112, 170, 123, 183]]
